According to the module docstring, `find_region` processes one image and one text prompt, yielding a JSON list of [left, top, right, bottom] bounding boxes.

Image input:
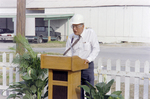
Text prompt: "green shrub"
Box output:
[[4, 35, 48, 99], [79, 79, 124, 99]]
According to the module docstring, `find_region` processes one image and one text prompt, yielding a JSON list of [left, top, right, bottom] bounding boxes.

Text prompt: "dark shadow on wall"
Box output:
[[35, 18, 70, 41], [0, 18, 14, 31]]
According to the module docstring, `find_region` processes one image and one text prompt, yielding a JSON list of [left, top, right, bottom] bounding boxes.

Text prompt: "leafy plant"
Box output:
[[4, 35, 48, 99], [79, 79, 124, 99]]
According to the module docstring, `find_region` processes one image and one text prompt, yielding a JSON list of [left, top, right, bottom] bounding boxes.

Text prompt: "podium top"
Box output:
[[41, 54, 88, 71]]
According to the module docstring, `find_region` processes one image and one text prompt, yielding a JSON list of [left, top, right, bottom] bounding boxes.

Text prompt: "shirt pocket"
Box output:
[[83, 42, 91, 51]]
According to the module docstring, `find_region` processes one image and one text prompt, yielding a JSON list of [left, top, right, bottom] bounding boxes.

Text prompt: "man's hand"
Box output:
[[83, 59, 89, 64]]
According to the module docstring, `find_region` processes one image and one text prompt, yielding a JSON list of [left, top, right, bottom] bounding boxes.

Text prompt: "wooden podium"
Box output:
[[41, 55, 88, 99]]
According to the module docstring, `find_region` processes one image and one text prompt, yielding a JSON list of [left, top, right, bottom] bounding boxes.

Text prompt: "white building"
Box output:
[[0, 0, 150, 43]]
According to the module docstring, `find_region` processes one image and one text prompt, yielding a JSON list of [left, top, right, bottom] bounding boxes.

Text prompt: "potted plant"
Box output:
[[5, 35, 48, 99], [79, 79, 124, 99]]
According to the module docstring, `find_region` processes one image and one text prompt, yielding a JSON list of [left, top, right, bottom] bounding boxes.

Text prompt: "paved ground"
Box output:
[[0, 90, 7, 99], [0, 95, 6, 99], [0, 95, 48, 99], [0, 90, 48, 99], [0, 42, 150, 98]]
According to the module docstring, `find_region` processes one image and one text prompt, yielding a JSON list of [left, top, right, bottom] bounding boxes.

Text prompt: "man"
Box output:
[[64, 14, 100, 99]]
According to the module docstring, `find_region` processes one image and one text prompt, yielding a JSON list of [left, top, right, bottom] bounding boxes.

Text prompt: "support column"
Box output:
[[66, 18, 69, 40], [48, 19, 51, 42], [6, 18, 8, 28], [13, 18, 16, 35]]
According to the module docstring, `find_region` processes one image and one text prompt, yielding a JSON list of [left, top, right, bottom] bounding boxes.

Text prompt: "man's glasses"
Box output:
[[71, 24, 83, 29]]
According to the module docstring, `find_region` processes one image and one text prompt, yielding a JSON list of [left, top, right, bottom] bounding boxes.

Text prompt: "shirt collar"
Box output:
[[73, 34, 79, 38], [80, 29, 85, 38]]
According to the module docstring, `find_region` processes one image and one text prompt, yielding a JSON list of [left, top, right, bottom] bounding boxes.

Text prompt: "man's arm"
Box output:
[[86, 30, 100, 62]]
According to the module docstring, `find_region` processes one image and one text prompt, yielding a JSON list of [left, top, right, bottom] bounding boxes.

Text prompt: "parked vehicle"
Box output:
[[0, 26, 61, 43], [0, 28, 14, 42], [26, 26, 61, 43]]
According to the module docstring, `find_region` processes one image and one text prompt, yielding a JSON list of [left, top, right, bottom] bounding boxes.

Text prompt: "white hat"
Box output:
[[71, 14, 84, 25]]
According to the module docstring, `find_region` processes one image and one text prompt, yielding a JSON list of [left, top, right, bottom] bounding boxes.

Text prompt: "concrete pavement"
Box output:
[[0, 95, 7, 99], [0, 90, 7, 99]]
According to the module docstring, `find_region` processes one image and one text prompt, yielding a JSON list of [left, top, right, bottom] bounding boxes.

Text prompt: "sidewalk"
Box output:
[[0, 90, 6, 99], [0, 91, 6, 99], [0, 90, 48, 99], [0, 94, 48, 99], [100, 42, 150, 47], [0, 95, 6, 99]]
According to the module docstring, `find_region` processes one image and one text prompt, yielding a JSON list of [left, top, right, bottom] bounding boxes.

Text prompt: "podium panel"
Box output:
[[53, 70, 68, 81], [53, 85, 67, 99], [41, 55, 88, 99]]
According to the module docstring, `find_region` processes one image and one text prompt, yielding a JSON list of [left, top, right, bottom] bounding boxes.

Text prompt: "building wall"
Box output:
[[97, 6, 150, 43], [0, 6, 150, 43], [0, 8, 16, 14], [26, 18, 35, 36], [46, 6, 150, 43]]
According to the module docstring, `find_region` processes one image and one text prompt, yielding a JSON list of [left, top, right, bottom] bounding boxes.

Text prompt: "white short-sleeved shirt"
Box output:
[[65, 28, 100, 62]]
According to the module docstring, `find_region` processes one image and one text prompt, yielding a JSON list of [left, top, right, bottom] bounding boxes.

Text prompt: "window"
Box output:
[[36, 27, 45, 32]]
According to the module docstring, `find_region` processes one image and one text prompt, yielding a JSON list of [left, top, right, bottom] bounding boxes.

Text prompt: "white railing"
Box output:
[[94, 58, 150, 99], [0, 52, 19, 96], [0, 52, 150, 99]]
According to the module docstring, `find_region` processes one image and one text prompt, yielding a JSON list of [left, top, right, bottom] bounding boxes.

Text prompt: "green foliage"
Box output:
[[79, 79, 124, 99], [47, 41, 66, 44], [8, 46, 16, 50], [14, 34, 36, 58], [4, 35, 48, 99]]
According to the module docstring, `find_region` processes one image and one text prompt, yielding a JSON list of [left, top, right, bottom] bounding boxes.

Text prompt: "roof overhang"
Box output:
[[1, 0, 150, 8], [0, 13, 74, 19], [28, 13, 74, 20]]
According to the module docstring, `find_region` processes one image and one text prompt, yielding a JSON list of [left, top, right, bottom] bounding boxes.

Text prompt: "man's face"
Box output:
[[72, 24, 84, 35]]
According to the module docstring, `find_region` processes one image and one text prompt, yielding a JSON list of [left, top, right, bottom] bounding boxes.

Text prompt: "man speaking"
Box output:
[[64, 14, 100, 99]]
